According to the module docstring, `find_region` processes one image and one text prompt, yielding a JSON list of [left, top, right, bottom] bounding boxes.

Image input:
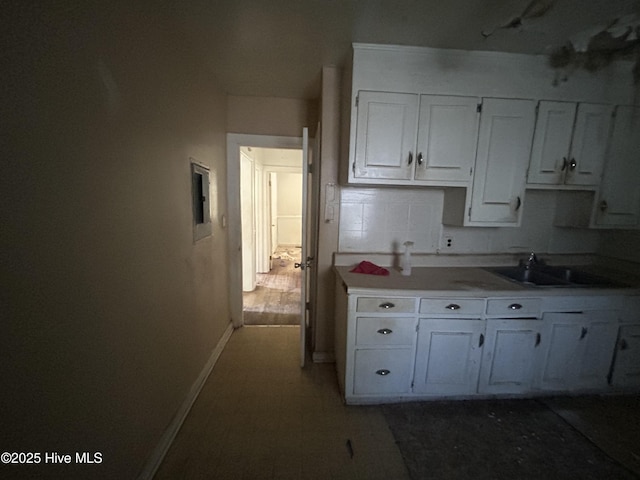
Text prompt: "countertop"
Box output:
[[334, 265, 640, 297]]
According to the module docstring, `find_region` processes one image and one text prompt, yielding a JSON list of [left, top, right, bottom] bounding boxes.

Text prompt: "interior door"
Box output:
[[298, 127, 310, 367]]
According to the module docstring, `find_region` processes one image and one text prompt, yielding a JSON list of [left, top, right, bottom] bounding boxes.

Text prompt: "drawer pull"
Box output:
[[580, 327, 588, 340], [535, 333, 541, 347], [379, 302, 395, 309], [508, 303, 523, 310], [446, 303, 461, 310], [377, 328, 393, 335], [376, 369, 391, 376], [479, 333, 485, 348]]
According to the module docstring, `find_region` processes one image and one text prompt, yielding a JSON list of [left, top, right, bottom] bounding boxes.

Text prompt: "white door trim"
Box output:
[[227, 134, 303, 328]]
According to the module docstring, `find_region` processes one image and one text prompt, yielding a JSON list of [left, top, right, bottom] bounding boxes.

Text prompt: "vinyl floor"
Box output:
[[155, 326, 640, 480], [154, 326, 409, 480]]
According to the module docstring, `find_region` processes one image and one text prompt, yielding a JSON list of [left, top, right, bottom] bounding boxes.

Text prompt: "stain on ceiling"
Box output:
[[178, 0, 639, 99]]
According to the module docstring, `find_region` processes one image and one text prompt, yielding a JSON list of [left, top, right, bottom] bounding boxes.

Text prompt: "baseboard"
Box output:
[[312, 351, 335, 363], [136, 321, 235, 480]]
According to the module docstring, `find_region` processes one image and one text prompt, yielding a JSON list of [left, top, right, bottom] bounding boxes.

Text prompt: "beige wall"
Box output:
[[599, 230, 640, 264], [1, 5, 230, 479], [313, 66, 342, 359], [276, 172, 303, 245], [227, 95, 318, 137]]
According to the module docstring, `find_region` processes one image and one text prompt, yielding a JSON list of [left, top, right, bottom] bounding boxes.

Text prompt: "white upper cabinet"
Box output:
[[528, 101, 576, 185], [351, 91, 479, 186], [414, 95, 480, 184], [467, 98, 537, 226], [528, 102, 613, 188], [353, 91, 418, 181], [594, 105, 640, 228]]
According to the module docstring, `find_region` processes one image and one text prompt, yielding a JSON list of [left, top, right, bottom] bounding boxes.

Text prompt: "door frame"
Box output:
[[227, 133, 305, 329]]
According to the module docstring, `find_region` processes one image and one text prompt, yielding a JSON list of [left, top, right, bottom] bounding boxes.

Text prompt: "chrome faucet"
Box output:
[[521, 252, 540, 269]]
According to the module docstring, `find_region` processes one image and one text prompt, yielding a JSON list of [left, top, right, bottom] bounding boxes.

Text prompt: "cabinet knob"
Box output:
[[561, 157, 568, 171], [417, 152, 424, 166], [515, 196, 522, 211], [620, 338, 629, 350], [599, 200, 608, 212], [377, 328, 393, 335], [376, 369, 391, 376], [445, 304, 461, 310], [580, 327, 588, 340], [408, 152, 413, 165], [569, 158, 577, 171], [508, 303, 523, 310], [535, 332, 541, 347], [379, 302, 395, 309], [479, 333, 485, 348]]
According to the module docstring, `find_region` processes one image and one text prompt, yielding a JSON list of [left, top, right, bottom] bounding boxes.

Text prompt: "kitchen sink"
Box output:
[[487, 266, 570, 286], [485, 265, 629, 288], [536, 266, 626, 286]]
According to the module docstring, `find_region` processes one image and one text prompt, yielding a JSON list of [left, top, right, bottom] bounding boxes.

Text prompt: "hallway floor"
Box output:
[[154, 326, 640, 480], [243, 247, 301, 326]]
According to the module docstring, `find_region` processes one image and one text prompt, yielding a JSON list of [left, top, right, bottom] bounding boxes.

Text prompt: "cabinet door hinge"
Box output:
[[305, 301, 312, 312], [477, 103, 482, 113], [468, 207, 472, 217], [469, 167, 473, 176], [355, 95, 359, 108], [352, 162, 356, 174]]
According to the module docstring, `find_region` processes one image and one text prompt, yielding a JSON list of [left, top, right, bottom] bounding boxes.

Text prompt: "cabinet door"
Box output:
[[414, 95, 479, 184], [478, 319, 542, 394], [413, 318, 484, 395], [537, 313, 584, 390], [538, 311, 618, 391], [528, 101, 576, 185], [565, 103, 613, 186], [353, 91, 419, 181], [611, 324, 640, 388], [576, 313, 618, 389], [595, 105, 640, 228], [469, 98, 536, 225]]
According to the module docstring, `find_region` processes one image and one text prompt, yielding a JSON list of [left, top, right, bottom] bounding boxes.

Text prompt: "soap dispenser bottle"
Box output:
[[401, 241, 414, 276]]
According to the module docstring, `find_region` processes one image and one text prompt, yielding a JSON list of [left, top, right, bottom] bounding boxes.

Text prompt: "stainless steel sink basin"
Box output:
[[536, 266, 621, 286], [487, 266, 570, 286], [485, 265, 628, 288]]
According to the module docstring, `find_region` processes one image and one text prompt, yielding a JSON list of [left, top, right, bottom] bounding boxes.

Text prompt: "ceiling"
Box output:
[[179, 0, 640, 99]]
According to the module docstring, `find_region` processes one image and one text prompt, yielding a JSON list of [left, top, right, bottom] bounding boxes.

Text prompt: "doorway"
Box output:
[[240, 146, 303, 325], [226, 134, 305, 328]]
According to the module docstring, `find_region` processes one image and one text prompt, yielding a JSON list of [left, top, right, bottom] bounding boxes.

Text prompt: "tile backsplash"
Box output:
[[339, 187, 601, 254]]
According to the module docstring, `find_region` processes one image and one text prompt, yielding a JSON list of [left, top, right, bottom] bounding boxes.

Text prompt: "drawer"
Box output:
[[356, 297, 416, 313], [486, 298, 541, 316], [353, 348, 414, 395], [420, 298, 484, 315], [355, 317, 416, 346]]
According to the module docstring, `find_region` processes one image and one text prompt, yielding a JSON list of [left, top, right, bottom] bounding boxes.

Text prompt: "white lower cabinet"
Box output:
[[610, 324, 640, 388], [335, 279, 636, 404], [537, 311, 619, 391], [478, 319, 543, 394], [413, 318, 484, 395]]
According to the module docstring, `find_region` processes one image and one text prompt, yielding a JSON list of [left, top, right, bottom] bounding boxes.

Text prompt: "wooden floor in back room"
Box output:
[[243, 246, 301, 326]]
